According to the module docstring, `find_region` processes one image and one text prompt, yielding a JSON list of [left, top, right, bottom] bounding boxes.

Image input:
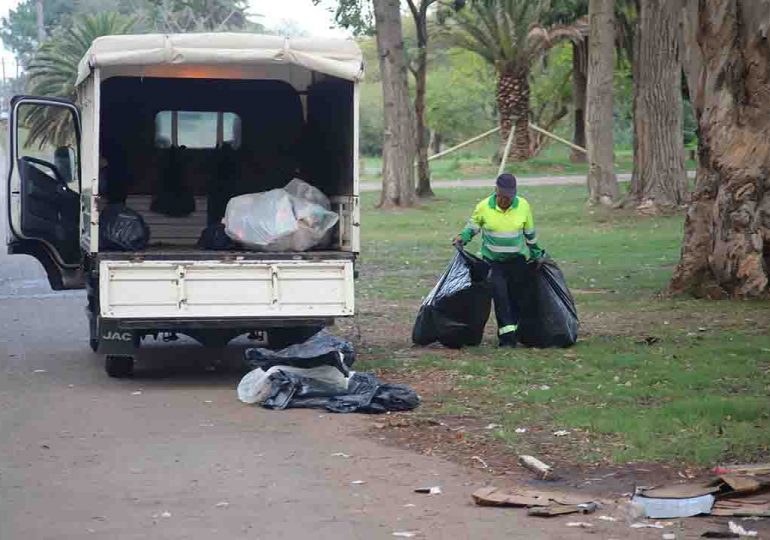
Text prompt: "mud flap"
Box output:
[[97, 319, 139, 355]]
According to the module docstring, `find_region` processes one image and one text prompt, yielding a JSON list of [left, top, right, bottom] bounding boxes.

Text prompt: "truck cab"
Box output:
[[6, 34, 362, 377]]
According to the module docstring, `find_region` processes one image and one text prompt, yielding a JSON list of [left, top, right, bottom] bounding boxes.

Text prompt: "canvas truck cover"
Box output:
[[75, 33, 364, 86]]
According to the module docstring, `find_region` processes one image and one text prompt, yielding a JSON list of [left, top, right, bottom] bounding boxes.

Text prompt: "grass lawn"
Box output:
[[351, 184, 770, 467], [360, 143, 698, 182]]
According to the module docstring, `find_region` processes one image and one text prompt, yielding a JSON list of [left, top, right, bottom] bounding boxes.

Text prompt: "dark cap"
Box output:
[[496, 173, 517, 198]]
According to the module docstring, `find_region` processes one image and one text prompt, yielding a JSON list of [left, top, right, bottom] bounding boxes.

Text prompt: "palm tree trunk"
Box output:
[[496, 65, 531, 163]]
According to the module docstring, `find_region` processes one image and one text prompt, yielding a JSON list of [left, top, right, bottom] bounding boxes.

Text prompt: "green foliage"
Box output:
[[359, 81, 384, 155], [529, 43, 572, 143], [140, 0, 255, 32], [0, 0, 74, 62], [25, 12, 136, 148], [613, 56, 634, 146], [425, 49, 496, 144], [312, 0, 374, 36]]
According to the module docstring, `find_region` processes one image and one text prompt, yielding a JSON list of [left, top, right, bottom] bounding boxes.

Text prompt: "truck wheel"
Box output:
[[268, 326, 323, 350], [105, 355, 134, 378]]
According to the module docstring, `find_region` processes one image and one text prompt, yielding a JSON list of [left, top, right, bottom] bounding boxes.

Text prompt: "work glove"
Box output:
[[529, 246, 548, 268]]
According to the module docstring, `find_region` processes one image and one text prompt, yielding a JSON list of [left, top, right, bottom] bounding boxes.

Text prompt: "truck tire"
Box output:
[[268, 326, 323, 350], [105, 355, 134, 378]]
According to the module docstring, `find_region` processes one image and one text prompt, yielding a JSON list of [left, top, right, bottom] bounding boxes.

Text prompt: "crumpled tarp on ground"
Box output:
[[237, 332, 419, 414], [244, 330, 355, 375]]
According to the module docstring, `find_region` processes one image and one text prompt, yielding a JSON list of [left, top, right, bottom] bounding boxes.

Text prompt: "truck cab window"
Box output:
[[155, 111, 241, 149], [16, 102, 80, 192]]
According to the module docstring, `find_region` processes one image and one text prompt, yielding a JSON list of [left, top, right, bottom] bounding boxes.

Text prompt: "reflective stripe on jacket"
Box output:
[[458, 194, 542, 262]]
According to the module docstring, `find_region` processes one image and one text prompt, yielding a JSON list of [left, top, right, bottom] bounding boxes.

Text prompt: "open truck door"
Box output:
[[6, 96, 84, 290]]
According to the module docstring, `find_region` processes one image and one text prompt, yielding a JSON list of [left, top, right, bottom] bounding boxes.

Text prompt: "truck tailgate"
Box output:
[[99, 259, 354, 319]]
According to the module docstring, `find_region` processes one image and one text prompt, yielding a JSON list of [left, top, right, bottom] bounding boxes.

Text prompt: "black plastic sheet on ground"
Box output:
[[245, 330, 355, 376], [517, 259, 578, 348], [412, 249, 491, 348], [262, 371, 420, 414]]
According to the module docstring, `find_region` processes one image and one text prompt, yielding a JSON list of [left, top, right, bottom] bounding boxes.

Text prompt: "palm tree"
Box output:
[[24, 12, 135, 148], [448, 0, 583, 161]]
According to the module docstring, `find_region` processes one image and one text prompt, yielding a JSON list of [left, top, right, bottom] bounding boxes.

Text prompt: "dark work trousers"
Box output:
[[487, 257, 528, 339]]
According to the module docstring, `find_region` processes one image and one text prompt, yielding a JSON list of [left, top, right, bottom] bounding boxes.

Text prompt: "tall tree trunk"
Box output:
[[571, 38, 588, 163], [628, 0, 687, 213], [429, 130, 442, 154], [412, 3, 433, 198], [670, 0, 770, 297], [35, 0, 45, 42], [586, 0, 619, 206], [497, 65, 531, 163], [374, 0, 416, 208]]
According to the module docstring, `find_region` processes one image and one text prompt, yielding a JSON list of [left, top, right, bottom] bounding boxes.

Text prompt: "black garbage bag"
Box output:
[[261, 369, 348, 410], [260, 371, 420, 414], [325, 372, 420, 414], [245, 330, 355, 376], [412, 249, 491, 348], [196, 223, 237, 251], [99, 204, 150, 251], [517, 258, 578, 348]]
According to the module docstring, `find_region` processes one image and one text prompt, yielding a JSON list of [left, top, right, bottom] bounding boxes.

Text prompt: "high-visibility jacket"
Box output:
[[458, 194, 544, 262]]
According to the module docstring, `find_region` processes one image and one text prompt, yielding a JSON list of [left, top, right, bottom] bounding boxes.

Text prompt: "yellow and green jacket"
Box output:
[[458, 194, 544, 262]]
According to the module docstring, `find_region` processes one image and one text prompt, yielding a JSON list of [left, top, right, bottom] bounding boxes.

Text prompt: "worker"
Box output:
[[453, 173, 546, 347]]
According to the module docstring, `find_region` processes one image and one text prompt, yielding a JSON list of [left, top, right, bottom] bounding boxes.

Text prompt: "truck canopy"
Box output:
[[75, 33, 364, 86]]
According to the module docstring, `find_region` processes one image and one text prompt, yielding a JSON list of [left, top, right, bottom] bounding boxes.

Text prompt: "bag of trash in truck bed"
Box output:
[[224, 179, 338, 251]]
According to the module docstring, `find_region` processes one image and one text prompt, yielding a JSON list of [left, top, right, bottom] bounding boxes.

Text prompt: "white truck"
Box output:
[[6, 34, 362, 377]]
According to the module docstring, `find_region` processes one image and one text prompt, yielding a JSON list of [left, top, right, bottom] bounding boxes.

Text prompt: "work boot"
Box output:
[[498, 332, 517, 348]]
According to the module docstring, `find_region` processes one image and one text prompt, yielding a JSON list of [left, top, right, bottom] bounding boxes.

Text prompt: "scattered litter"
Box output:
[[515, 428, 527, 433], [199, 423, 214, 427], [471, 455, 488, 469], [632, 493, 715, 518], [472, 486, 596, 509], [566, 522, 593, 528], [663, 534, 676, 540], [414, 486, 442, 495], [131, 391, 142, 396], [519, 455, 553, 479], [598, 515, 617, 522], [214, 501, 229, 508], [553, 430, 570, 437], [160, 511, 171, 518], [331, 452, 351, 458], [392, 532, 418, 538], [351, 480, 366, 485], [485, 423, 501, 430], [32, 369, 47, 373], [631, 522, 665, 529], [539, 385, 551, 391], [40, 444, 50, 449], [403, 503, 416, 508], [203, 400, 213, 404], [728, 521, 758, 537]]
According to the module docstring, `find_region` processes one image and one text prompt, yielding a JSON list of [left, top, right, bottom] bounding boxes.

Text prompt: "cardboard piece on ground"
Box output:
[[527, 502, 598, 517], [641, 482, 721, 499], [713, 463, 770, 476], [717, 474, 770, 495], [711, 494, 770, 517], [472, 486, 595, 508]]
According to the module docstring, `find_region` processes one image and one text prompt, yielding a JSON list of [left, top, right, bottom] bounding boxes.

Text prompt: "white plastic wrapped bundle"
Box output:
[[223, 180, 338, 252]]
